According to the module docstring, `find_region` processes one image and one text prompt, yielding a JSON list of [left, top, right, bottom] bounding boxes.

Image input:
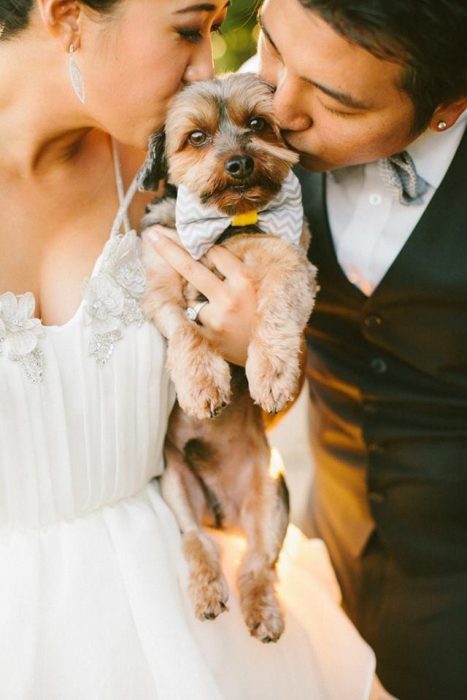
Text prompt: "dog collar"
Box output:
[[231, 211, 259, 227], [175, 170, 304, 260]]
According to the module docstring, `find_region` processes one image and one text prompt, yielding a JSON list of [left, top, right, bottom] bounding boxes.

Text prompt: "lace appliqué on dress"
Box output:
[[0, 292, 44, 383], [82, 230, 146, 365]]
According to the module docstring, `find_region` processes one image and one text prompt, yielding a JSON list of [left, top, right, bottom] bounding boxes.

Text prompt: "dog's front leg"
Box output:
[[142, 230, 232, 419], [162, 438, 229, 620], [245, 241, 317, 414]]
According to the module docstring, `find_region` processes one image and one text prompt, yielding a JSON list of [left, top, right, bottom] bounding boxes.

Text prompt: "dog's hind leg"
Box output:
[[162, 439, 229, 620], [237, 460, 289, 643]]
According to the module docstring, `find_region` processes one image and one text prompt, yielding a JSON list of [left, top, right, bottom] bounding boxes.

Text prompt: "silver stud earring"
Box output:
[[437, 120, 447, 131], [68, 44, 86, 104]]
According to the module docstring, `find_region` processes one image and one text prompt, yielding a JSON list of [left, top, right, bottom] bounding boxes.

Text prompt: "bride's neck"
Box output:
[[0, 28, 93, 179]]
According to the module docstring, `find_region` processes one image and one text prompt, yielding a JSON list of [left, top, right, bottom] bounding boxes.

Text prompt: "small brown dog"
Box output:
[[140, 73, 317, 643]]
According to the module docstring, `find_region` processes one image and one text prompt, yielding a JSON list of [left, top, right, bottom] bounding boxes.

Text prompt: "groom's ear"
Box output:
[[138, 129, 167, 191]]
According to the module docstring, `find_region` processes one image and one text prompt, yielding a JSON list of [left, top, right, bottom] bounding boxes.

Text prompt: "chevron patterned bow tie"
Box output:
[[175, 170, 304, 260], [378, 151, 429, 205]]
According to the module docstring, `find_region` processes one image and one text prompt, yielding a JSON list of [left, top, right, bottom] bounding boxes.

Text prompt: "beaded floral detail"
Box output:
[[82, 230, 146, 365], [0, 292, 44, 382]]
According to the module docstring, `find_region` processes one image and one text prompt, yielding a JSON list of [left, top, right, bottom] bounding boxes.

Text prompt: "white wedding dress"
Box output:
[[0, 143, 376, 700]]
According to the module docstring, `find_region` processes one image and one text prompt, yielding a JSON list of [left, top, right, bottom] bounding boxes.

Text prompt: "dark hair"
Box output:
[[0, 0, 119, 40], [298, 0, 467, 133]]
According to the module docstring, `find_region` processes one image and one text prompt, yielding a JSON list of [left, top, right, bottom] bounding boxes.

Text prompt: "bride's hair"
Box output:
[[0, 0, 120, 39]]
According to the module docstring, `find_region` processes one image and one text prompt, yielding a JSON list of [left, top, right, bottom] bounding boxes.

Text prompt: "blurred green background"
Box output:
[[214, 0, 260, 72]]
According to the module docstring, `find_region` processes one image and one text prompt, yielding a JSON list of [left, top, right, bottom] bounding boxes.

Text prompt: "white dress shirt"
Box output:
[[326, 111, 467, 296]]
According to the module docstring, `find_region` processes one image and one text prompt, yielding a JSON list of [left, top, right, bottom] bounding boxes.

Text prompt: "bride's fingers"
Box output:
[[203, 245, 250, 281], [146, 228, 224, 300], [145, 228, 256, 351], [196, 303, 211, 329]]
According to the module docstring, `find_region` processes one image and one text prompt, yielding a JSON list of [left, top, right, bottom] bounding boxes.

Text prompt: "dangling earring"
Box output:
[[68, 44, 86, 104], [437, 120, 447, 131]]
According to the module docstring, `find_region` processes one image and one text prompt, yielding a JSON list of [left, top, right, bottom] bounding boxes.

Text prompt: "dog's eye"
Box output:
[[248, 117, 267, 132], [188, 131, 209, 147]]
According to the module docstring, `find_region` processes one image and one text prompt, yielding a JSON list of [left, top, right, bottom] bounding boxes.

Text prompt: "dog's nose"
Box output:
[[225, 155, 254, 179]]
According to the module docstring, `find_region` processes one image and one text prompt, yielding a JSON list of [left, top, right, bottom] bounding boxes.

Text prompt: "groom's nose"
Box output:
[[273, 71, 312, 132]]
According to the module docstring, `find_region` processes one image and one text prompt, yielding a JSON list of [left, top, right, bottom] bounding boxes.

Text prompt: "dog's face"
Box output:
[[154, 73, 299, 215]]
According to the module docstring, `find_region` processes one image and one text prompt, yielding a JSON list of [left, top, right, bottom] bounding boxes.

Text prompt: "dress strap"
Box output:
[[109, 137, 142, 238]]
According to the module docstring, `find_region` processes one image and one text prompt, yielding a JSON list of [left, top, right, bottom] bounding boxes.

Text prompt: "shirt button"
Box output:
[[369, 490, 386, 505], [363, 314, 382, 330], [370, 357, 388, 374], [369, 193, 382, 206]]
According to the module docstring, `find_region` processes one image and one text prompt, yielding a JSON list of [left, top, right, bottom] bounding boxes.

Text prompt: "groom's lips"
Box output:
[[281, 131, 300, 153], [281, 131, 314, 157], [282, 136, 326, 170], [282, 136, 303, 155]]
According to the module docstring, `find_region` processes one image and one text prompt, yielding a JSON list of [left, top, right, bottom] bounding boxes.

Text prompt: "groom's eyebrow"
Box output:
[[258, 12, 371, 111]]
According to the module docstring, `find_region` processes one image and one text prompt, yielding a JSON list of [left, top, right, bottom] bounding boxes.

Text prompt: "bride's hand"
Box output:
[[145, 225, 257, 366]]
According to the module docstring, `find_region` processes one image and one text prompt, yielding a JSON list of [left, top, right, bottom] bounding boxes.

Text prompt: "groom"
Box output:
[[257, 1, 467, 699]]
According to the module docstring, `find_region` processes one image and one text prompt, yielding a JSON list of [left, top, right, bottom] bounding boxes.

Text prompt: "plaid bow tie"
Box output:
[[379, 151, 429, 205]]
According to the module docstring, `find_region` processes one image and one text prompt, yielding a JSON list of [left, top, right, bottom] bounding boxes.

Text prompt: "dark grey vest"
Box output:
[[299, 130, 467, 577]]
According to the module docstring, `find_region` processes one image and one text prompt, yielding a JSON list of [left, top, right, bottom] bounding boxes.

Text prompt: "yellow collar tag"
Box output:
[[231, 210, 259, 227]]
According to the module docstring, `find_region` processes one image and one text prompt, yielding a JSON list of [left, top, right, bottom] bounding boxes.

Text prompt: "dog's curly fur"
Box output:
[[140, 73, 317, 642]]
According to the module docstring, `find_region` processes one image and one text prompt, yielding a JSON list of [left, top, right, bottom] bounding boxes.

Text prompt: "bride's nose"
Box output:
[[183, 41, 215, 83]]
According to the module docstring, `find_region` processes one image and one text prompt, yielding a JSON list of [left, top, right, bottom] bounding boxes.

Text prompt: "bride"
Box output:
[[0, 0, 389, 697]]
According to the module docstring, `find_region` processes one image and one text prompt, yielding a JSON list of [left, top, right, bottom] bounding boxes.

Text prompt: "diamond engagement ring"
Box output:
[[185, 300, 209, 323]]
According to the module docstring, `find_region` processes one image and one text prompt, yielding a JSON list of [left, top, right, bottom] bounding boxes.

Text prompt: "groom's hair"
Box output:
[[299, 0, 467, 133]]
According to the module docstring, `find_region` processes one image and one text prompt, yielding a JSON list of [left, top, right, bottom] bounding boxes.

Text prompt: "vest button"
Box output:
[[370, 357, 388, 374], [363, 401, 379, 414], [368, 441, 385, 454], [363, 314, 382, 330], [369, 490, 386, 505]]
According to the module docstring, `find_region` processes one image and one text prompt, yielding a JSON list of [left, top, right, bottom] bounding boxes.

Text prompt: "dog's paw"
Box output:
[[141, 196, 176, 230], [241, 587, 285, 643], [170, 353, 232, 420], [246, 352, 297, 414], [191, 575, 230, 621], [183, 532, 230, 620]]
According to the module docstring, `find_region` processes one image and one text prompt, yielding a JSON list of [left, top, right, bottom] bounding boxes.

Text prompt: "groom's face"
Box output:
[[258, 0, 418, 172]]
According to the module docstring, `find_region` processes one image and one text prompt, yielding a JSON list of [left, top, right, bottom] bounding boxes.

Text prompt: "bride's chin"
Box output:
[[108, 120, 164, 151], [114, 132, 153, 152]]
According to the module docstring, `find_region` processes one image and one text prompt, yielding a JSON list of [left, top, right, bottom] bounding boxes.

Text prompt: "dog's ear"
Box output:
[[137, 128, 168, 191]]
